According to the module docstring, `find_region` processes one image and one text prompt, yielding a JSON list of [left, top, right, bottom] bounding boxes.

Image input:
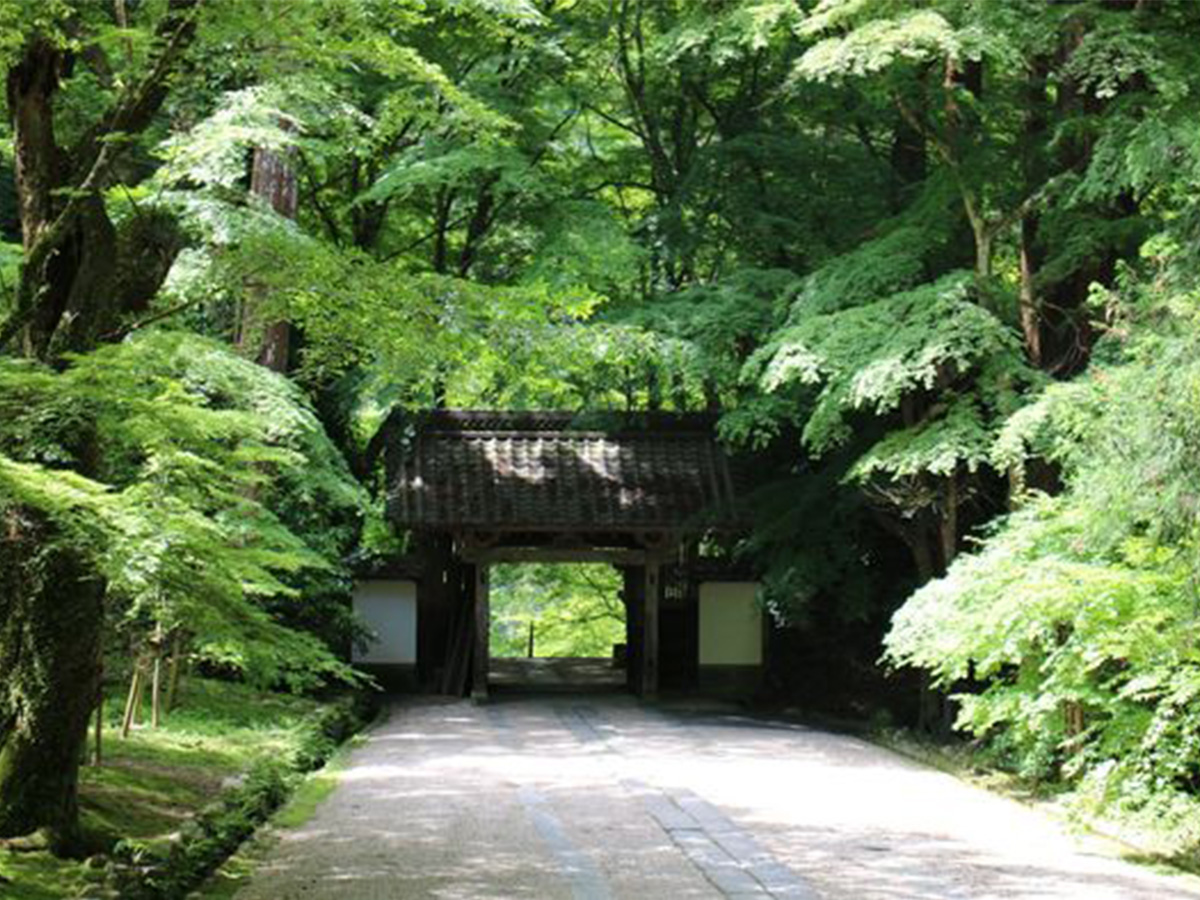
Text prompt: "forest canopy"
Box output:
[[3, 0, 1200, 860]]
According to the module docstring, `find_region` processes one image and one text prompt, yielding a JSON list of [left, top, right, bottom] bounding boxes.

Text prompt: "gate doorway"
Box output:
[[488, 563, 626, 692]]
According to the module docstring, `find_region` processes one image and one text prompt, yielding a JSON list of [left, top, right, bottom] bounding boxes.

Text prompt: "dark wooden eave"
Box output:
[[387, 410, 741, 534]]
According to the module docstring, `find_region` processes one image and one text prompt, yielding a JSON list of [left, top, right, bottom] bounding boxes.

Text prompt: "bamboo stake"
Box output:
[[132, 661, 144, 727], [150, 624, 163, 729], [120, 662, 142, 739], [165, 632, 183, 716], [151, 653, 162, 729], [93, 674, 103, 766]]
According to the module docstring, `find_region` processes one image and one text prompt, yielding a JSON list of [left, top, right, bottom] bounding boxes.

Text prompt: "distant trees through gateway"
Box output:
[[489, 564, 625, 660]]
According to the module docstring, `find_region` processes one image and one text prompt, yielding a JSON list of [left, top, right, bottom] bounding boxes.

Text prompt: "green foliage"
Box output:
[[0, 677, 371, 900], [756, 272, 1031, 459], [9, 0, 1200, 854], [157, 86, 302, 193], [657, 1, 801, 66], [787, 225, 935, 317], [885, 284, 1200, 828], [625, 267, 797, 394], [0, 241, 19, 315], [744, 458, 883, 627], [848, 395, 993, 481], [797, 9, 960, 83], [104, 683, 372, 900], [490, 564, 625, 658], [0, 331, 366, 690]]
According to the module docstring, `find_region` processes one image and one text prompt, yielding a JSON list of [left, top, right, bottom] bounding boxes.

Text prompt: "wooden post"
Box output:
[[150, 654, 162, 729], [132, 660, 144, 727], [150, 623, 163, 728], [472, 564, 490, 702], [120, 661, 142, 739], [93, 674, 103, 766], [621, 567, 643, 694], [165, 632, 183, 715], [642, 561, 660, 698]]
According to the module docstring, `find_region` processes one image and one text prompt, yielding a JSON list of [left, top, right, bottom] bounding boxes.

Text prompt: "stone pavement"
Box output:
[[234, 695, 1200, 899], [489, 657, 626, 693]]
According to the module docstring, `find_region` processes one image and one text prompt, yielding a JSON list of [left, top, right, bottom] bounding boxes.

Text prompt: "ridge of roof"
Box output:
[[419, 409, 721, 435]]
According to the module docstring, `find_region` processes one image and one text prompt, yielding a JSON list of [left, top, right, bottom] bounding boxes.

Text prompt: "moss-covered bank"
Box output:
[[0, 677, 375, 899]]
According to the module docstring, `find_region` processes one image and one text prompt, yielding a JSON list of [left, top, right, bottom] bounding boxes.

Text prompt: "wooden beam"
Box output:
[[472, 563, 490, 702], [468, 547, 650, 565], [642, 560, 660, 698]]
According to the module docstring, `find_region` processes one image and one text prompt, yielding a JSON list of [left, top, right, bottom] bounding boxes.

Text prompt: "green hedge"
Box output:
[[97, 692, 377, 900]]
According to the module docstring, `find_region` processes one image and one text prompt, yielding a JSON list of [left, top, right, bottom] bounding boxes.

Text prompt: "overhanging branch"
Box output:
[[0, 1, 201, 355]]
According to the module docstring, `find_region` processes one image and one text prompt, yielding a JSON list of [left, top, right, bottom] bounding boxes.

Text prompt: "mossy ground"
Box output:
[[0, 677, 321, 899]]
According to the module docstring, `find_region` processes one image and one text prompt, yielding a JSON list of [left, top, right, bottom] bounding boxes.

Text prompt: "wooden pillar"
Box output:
[[472, 563, 490, 702], [622, 565, 644, 694], [418, 534, 453, 691], [642, 560, 660, 698]]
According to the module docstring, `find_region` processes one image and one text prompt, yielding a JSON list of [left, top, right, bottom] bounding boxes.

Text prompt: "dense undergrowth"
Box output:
[[0, 677, 374, 900], [886, 268, 1200, 860]]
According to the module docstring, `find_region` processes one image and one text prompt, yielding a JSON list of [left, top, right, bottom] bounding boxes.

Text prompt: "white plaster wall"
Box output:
[[698, 582, 762, 666], [352, 580, 417, 664]]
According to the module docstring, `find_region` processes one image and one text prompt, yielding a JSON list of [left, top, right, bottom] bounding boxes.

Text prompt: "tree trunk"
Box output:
[[909, 533, 936, 584], [0, 509, 104, 854], [1017, 56, 1050, 368], [925, 475, 962, 735], [3, 4, 195, 359], [431, 186, 454, 275], [240, 142, 298, 373], [1018, 214, 1043, 368], [164, 632, 183, 715], [4, 38, 115, 360], [889, 113, 926, 213], [457, 175, 497, 278], [965, 205, 991, 281], [0, 5, 197, 852], [938, 473, 959, 573], [7, 38, 60, 256]]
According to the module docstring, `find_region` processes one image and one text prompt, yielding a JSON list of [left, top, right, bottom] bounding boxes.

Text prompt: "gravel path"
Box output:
[[235, 695, 1200, 899]]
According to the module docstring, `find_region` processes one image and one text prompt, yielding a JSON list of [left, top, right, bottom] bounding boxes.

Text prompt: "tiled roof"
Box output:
[[388, 411, 740, 531]]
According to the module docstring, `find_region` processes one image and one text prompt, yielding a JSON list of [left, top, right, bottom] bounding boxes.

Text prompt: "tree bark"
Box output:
[[2, 1, 197, 359], [1017, 55, 1051, 367], [0, 3, 197, 851], [1018, 215, 1043, 368], [0, 509, 104, 854], [456, 175, 498, 278], [938, 473, 959, 573], [240, 141, 298, 372]]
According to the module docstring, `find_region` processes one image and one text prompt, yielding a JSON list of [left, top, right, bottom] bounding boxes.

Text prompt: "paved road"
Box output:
[[237, 695, 1200, 899]]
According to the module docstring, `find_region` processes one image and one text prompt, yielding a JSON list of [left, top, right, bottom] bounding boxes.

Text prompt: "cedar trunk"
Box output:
[[239, 142, 297, 372], [0, 510, 104, 852]]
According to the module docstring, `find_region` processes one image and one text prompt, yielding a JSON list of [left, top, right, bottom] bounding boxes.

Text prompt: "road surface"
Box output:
[[235, 694, 1200, 899]]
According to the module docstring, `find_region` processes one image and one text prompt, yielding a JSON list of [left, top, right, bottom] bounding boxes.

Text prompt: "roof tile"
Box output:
[[389, 411, 739, 531]]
